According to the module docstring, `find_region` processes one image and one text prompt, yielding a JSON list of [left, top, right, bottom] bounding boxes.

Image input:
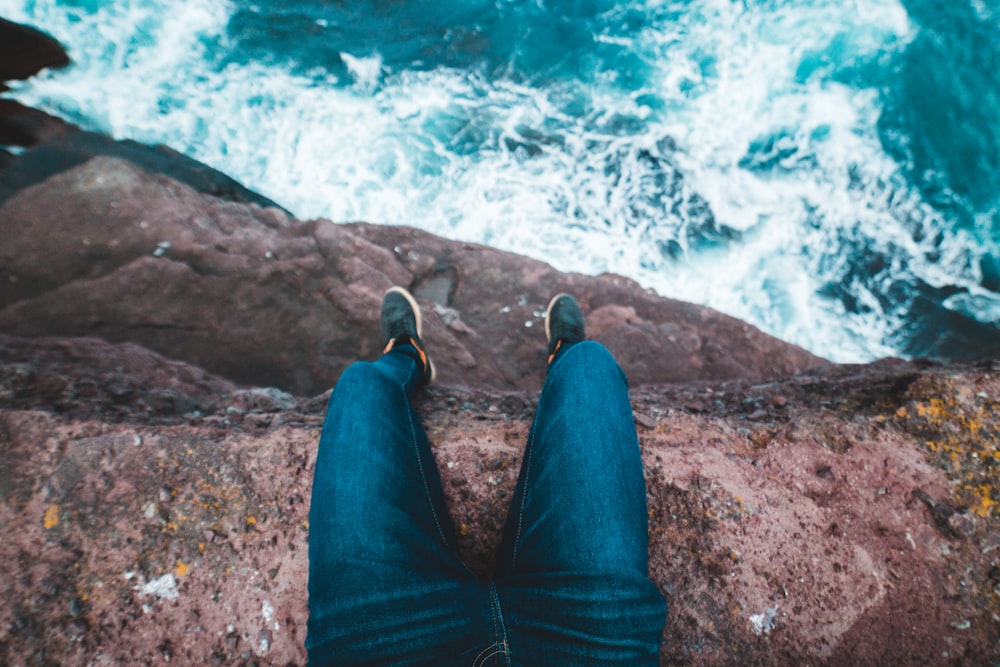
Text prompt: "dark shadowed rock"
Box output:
[[0, 18, 289, 213], [0, 99, 77, 148], [0, 131, 289, 211], [0, 157, 824, 395], [0, 18, 70, 87], [0, 333, 237, 419], [0, 98, 79, 202]]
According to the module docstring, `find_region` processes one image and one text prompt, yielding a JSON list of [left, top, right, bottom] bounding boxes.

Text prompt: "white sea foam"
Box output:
[[2, 0, 992, 361]]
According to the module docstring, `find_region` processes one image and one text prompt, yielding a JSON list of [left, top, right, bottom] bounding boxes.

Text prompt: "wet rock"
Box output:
[[0, 131, 288, 210], [0, 18, 70, 85], [0, 99, 77, 148]]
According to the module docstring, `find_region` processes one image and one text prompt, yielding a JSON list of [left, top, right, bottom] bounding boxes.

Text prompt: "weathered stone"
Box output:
[[0, 99, 77, 148], [1, 84, 996, 664], [0, 157, 824, 396], [230, 387, 297, 414], [1, 334, 997, 665]]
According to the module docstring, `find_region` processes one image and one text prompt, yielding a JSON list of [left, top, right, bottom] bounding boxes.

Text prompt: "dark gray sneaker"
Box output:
[[544, 293, 586, 364], [381, 286, 435, 385]]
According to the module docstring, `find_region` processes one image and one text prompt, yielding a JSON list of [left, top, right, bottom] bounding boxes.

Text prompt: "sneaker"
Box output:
[[381, 286, 435, 384], [544, 293, 586, 364]]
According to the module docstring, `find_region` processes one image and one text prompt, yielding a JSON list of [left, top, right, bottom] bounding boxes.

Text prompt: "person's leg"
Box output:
[[307, 289, 500, 666], [494, 296, 666, 665]]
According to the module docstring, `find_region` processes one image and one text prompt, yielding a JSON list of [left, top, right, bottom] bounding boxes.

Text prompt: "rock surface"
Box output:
[[0, 99, 77, 148], [1, 334, 997, 666], [0, 157, 822, 396]]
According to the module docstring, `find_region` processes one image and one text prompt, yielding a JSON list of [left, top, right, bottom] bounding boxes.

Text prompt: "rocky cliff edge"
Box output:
[[0, 156, 997, 666], [1, 17, 998, 666]]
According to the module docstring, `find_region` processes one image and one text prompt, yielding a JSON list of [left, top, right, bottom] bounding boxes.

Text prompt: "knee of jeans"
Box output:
[[334, 360, 397, 395], [554, 341, 623, 381]]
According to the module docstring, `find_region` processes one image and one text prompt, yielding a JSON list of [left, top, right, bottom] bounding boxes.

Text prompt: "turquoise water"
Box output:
[[2, 0, 998, 360]]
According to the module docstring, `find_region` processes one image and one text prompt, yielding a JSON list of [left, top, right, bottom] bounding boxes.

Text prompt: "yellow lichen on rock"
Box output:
[[895, 375, 999, 519], [43, 504, 59, 529]]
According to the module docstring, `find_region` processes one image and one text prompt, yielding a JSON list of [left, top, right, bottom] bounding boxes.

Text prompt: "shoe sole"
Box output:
[[384, 286, 436, 383]]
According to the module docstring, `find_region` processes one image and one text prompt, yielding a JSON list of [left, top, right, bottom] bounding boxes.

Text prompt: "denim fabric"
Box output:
[[307, 341, 666, 666]]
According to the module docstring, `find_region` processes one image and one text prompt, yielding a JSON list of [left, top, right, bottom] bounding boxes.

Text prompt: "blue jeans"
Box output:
[[307, 341, 666, 666]]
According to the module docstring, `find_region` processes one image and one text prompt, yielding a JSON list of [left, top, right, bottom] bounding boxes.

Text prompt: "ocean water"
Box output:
[[3, 0, 998, 362]]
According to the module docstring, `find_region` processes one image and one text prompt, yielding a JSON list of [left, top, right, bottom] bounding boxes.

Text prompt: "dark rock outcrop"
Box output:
[[0, 333, 238, 419], [0, 19, 287, 211], [0, 157, 823, 395], [0, 98, 77, 147], [0, 130, 290, 211], [0, 17, 70, 87]]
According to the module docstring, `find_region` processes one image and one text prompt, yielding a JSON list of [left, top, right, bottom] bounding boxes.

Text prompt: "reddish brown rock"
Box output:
[[0, 157, 824, 396], [0, 335, 997, 665], [2, 144, 995, 666]]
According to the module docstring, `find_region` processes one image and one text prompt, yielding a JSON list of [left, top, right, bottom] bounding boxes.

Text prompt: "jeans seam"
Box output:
[[399, 363, 450, 550], [508, 342, 596, 571], [472, 645, 504, 667], [510, 378, 551, 570], [474, 582, 509, 667], [394, 354, 479, 580]]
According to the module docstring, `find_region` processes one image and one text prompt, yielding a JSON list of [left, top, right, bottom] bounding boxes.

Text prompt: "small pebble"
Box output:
[[485, 456, 506, 471], [633, 412, 655, 429]]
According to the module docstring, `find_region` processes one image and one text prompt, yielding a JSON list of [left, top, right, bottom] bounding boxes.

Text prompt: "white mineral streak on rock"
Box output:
[[750, 606, 778, 635], [262, 599, 274, 624], [140, 573, 179, 600]]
